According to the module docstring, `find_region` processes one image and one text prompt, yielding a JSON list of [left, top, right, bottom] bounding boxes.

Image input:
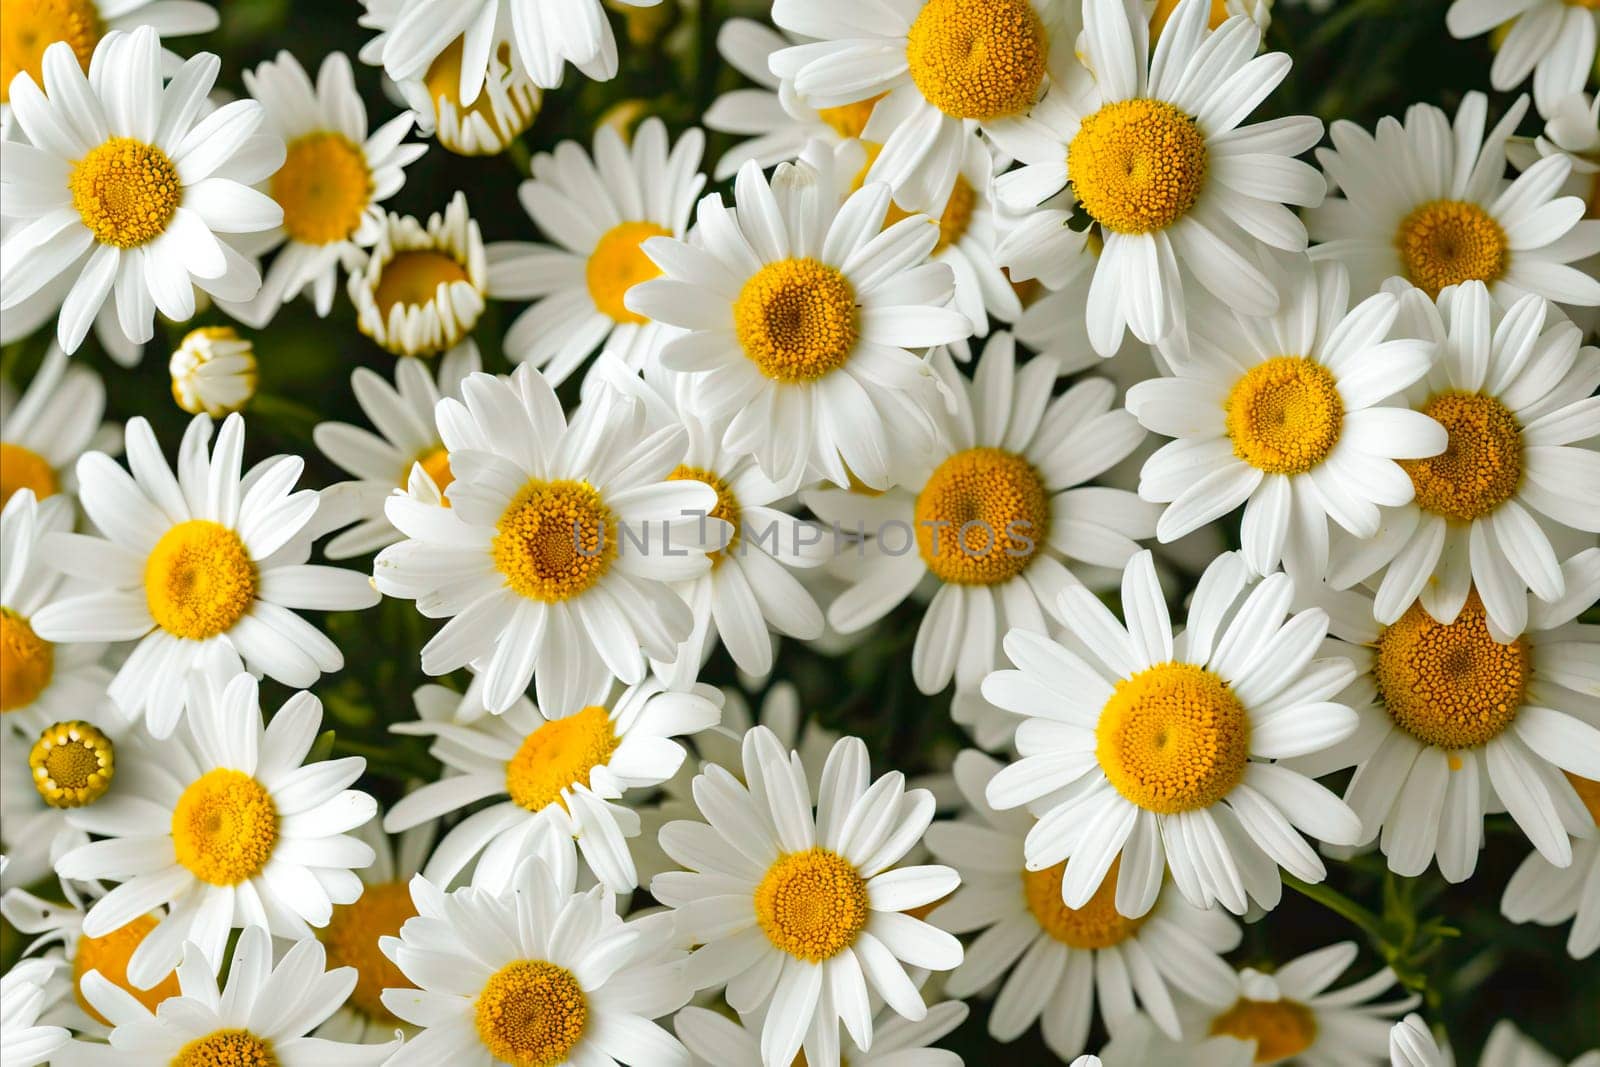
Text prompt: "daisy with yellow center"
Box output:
[[486, 118, 707, 386], [1, 346, 107, 511], [347, 191, 488, 357], [653, 725, 962, 1067]]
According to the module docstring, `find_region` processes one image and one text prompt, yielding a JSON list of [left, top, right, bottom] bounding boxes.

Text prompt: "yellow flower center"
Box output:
[[319, 881, 417, 1022], [734, 257, 859, 383], [1225, 357, 1345, 475], [0, 607, 54, 712], [144, 520, 259, 640], [1096, 662, 1250, 814], [491, 480, 615, 602], [423, 40, 539, 154], [1070, 99, 1209, 235], [755, 847, 870, 962], [1373, 594, 1527, 751], [1399, 391, 1522, 522], [412, 445, 455, 498], [586, 221, 672, 324], [69, 137, 183, 249], [374, 250, 472, 318], [816, 95, 883, 139], [505, 705, 620, 811], [0, 442, 59, 506], [171, 769, 279, 886], [1394, 199, 1508, 298], [1022, 858, 1148, 948], [1566, 773, 1600, 827], [73, 913, 182, 1023], [914, 447, 1049, 585], [885, 174, 978, 254], [0, 0, 100, 104], [29, 720, 114, 808], [1150, 0, 1232, 38], [905, 0, 1048, 121], [668, 464, 740, 565], [271, 132, 373, 246], [169, 1030, 278, 1067], [1210, 998, 1319, 1064], [474, 960, 588, 1067]]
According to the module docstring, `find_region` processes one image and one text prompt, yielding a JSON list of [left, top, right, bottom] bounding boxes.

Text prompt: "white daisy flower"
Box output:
[[989, 0, 1327, 357], [381, 855, 693, 1067], [809, 335, 1156, 695], [1325, 282, 1600, 641], [1391, 1014, 1450, 1067], [675, 997, 970, 1067], [652, 725, 963, 1067], [1125, 255, 1447, 579], [1482, 1021, 1600, 1067], [983, 550, 1364, 917], [1502, 776, 1600, 960], [0, 29, 284, 353], [241, 50, 426, 322], [925, 749, 1240, 1057], [169, 326, 258, 418], [1, 345, 110, 508], [1445, 0, 1598, 117], [32, 412, 380, 736], [348, 191, 488, 357], [486, 118, 706, 386], [53, 660, 379, 986], [0, 958, 68, 1067], [1308, 92, 1600, 313]]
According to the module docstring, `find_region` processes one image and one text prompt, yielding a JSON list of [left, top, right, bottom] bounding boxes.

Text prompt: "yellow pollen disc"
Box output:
[[272, 132, 373, 246], [816, 95, 884, 139], [884, 174, 978, 255], [1070, 99, 1209, 235], [474, 960, 588, 1067], [1096, 662, 1250, 814], [1225, 357, 1345, 475], [414, 445, 455, 499], [69, 137, 182, 249], [73, 915, 181, 1023], [1150, 0, 1232, 38], [1373, 594, 1528, 751], [1399, 391, 1522, 522], [29, 720, 114, 808], [905, 0, 1048, 121], [492, 480, 616, 602], [668, 464, 740, 565], [374, 250, 471, 318], [754, 847, 870, 962], [914, 447, 1049, 585], [0, 0, 101, 104], [504, 705, 620, 811], [169, 1029, 278, 1067], [144, 520, 259, 641], [1022, 858, 1148, 948], [424, 40, 539, 153], [1210, 998, 1318, 1064], [1, 607, 54, 712], [171, 769, 279, 886], [319, 881, 417, 1022], [734, 258, 859, 383], [0, 442, 59, 506], [1394, 199, 1508, 298], [586, 221, 672, 324], [1565, 773, 1600, 827]]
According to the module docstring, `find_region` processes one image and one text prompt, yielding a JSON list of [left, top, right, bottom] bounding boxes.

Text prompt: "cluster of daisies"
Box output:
[[0, 0, 1597, 1064]]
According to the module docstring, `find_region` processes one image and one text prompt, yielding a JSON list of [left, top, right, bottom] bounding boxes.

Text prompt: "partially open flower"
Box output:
[[169, 326, 258, 418]]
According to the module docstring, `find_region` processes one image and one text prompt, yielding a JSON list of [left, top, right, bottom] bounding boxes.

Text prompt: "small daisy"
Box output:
[[1502, 776, 1600, 960], [381, 855, 693, 1067], [809, 335, 1156, 695], [988, 0, 1327, 356], [32, 412, 380, 736], [1325, 282, 1600, 641], [0, 29, 284, 353], [348, 191, 488, 357], [1, 345, 110, 507], [1390, 1014, 1450, 1067], [675, 997, 970, 1066], [652, 725, 963, 1067], [0, 958, 68, 1067], [486, 118, 706, 385], [1308, 92, 1600, 313], [242, 50, 426, 322], [983, 550, 1364, 917], [925, 749, 1240, 1057], [53, 660, 379, 985], [382, 676, 722, 892], [1125, 255, 1447, 579], [1445, 0, 1598, 116], [1482, 1021, 1600, 1067], [169, 326, 258, 418]]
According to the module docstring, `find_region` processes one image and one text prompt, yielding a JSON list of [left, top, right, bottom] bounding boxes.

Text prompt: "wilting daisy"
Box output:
[[809, 335, 1155, 695], [1502, 775, 1600, 960], [0, 29, 284, 353], [676, 997, 970, 1067], [383, 676, 721, 892], [1125, 255, 1446, 578], [0, 958, 68, 1067], [626, 157, 968, 492], [241, 50, 426, 322], [1309, 92, 1600, 312], [487, 118, 705, 385], [984, 550, 1363, 917], [652, 725, 962, 1067], [1391, 1014, 1450, 1067], [1445, 0, 1598, 115], [348, 191, 488, 357], [381, 856, 693, 1067], [988, 0, 1326, 356], [925, 750, 1240, 1057], [168, 326, 258, 418], [32, 413, 380, 735], [53, 662, 378, 986], [1326, 282, 1600, 641], [1, 346, 109, 507]]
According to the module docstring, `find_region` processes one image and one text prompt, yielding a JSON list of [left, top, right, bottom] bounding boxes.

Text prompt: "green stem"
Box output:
[[1283, 874, 1385, 940], [506, 137, 533, 179]]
